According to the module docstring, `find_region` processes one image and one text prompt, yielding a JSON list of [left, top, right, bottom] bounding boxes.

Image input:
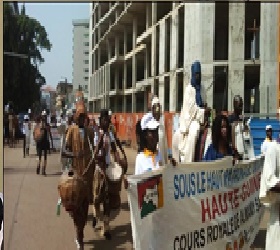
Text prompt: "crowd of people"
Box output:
[[4, 60, 280, 250]]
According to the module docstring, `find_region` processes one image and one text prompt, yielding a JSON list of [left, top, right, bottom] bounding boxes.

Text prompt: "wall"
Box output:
[[89, 112, 176, 150]]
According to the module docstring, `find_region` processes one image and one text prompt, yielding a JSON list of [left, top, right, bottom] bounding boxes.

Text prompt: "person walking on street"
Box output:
[[34, 116, 51, 176], [23, 115, 31, 157], [41, 110, 53, 154], [92, 109, 127, 241], [61, 92, 95, 249]]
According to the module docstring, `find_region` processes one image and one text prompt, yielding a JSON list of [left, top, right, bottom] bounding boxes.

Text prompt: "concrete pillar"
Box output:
[[132, 18, 137, 113], [97, 47, 101, 69], [183, 3, 214, 107], [260, 3, 279, 113], [183, 3, 195, 88], [159, 20, 166, 111], [151, 3, 157, 94], [106, 64, 110, 108], [123, 28, 128, 111], [115, 36, 119, 57], [228, 3, 245, 111], [199, 3, 215, 108], [169, 4, 178, 112], [101, 67, 105, 108], [106, 39, 111, 61]]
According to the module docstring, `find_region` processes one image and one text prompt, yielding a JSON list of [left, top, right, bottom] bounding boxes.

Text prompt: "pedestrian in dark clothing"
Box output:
[[228, 95, 243, 124], [34, 117, 50, 176]]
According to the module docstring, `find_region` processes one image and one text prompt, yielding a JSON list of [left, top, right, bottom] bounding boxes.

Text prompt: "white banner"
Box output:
[[127, 156, 265, 250]]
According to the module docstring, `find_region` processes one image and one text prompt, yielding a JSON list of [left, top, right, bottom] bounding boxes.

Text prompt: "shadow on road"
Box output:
[[46, 171, 63, 177], [84, 222, 133, 250], [4, 166, 36, 174]]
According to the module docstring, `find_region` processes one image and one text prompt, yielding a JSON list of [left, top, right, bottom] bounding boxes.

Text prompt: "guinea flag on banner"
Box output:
[[137, 174, 164, 219]]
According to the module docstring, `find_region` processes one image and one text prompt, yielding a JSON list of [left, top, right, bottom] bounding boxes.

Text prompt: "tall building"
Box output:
[[40, 85, 56, 114], [89, 2, 280, 114], [72, 19, 90, 103]]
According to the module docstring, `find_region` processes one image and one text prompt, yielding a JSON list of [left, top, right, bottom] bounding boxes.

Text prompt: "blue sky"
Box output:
[[20, 2, 90, 88]]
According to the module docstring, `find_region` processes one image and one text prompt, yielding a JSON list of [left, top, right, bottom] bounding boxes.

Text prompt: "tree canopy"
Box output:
[[4, 3, 52, 114]]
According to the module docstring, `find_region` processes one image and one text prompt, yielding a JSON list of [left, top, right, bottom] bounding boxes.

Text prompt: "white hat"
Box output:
[[109, 110, 112, 116], [42, 110, 47, 115], [24, 115, 29, 120], [66, 109, 73, 116], [266, 125, 272, 130], [141, 112, 153, 130], [144, 119, 160, 130], [151, 96, 160, 106]]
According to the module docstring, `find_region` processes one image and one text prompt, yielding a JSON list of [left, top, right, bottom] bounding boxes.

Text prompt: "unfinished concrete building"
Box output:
[[88, 2, 279, 115]]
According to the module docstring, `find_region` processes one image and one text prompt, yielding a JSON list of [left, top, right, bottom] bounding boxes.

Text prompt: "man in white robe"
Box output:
[[261, 125, 276, 154], [259, 141, 280, 250], [172, 83, 207, 163]]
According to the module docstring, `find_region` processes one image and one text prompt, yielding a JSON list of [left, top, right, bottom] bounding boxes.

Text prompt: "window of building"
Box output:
[[213, 66, 228, 113], [127, 32, 133, 53], [214, 2, 229, 60], [136, 51, 145, 82], [84, 76, 89, 81], [84, 33, 89, 38], [165, 18, 170, 73], [118, 67, 123, 90], [244, 2, 260, 60], [137, 13, 146, 37], [84, 42, 89, 46], [177, 72, 184, 112], [84, 60, 89, 64], [84, 68, 89, 73], [136, 91, 145, 112], [156, 2, 172, 22], [110, 67, 115, 90], [154, 79, 159, 97], [155, 26, 159, 76], [126, 60, 133, 88], [84, 51, 89, 55], [126, 95, 132, 112], [164, 76, 170, 111], [244, 65, 260, 113]]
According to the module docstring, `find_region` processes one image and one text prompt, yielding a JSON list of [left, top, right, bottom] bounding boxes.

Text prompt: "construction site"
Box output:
[[88, 2, 279, 114], [88, 2, 280, 150]]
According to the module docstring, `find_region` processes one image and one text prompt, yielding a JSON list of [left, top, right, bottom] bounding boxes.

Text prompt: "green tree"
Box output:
[[4, 3, 52, 113]]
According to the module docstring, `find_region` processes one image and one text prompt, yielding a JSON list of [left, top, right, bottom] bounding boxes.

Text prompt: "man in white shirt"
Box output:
[[261, 125, 275, 154], [259, 141, 280, 250], [140, 96, 169, 165], [23, 115, 31, 157], [135, 119, 163, 175]]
